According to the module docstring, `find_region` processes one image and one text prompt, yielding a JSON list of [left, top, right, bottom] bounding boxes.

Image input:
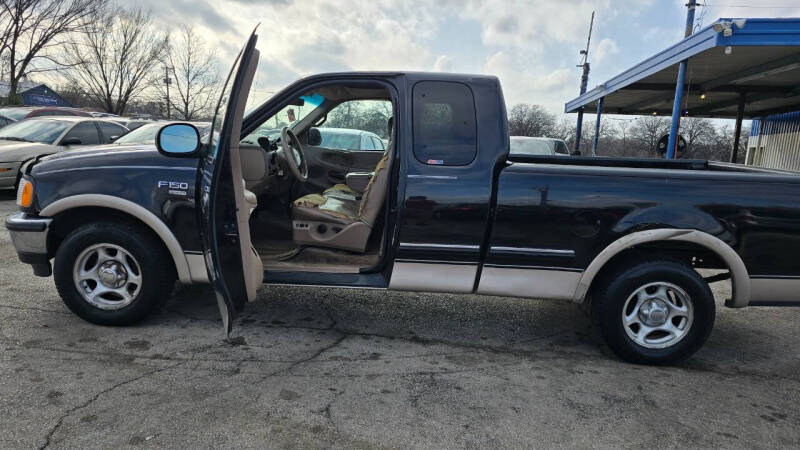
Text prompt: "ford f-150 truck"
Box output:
[[7, 32, 800, 364]]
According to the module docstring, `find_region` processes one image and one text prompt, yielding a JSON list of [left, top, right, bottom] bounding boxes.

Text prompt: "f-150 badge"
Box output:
[[158, 180, 189, 196]]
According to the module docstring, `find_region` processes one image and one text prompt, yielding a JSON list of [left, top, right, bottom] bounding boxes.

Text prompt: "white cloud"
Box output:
[[593, 38, 619, 63], [432, 55, 453, 72]]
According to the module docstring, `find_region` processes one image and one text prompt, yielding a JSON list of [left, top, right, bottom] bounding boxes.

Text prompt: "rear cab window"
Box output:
[[412, 81, 477, 166]]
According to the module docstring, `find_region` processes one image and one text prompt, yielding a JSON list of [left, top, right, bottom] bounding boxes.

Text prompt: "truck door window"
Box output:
[[318, 99, 392, 150], [412, 81, 477, 166]]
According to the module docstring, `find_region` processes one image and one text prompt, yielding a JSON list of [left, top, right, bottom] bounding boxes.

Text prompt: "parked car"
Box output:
[[510, 136, 574, 156], [8, 31, 800, 365], [316, 128, 386, 151], [0, 117, 128, 188], [0, 106, 91, 123]]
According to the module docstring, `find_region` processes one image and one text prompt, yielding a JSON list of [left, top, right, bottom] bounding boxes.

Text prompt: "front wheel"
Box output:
[[593, 260, 715, 365], [54, 222, 176, 325]]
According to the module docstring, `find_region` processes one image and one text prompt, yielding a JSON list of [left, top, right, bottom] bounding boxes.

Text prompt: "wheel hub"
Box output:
[[97, 261, 127, 288], [638, 298, 669, 327]]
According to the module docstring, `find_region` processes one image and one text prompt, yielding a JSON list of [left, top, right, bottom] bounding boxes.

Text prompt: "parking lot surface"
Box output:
[[2, 189, 800, 449]]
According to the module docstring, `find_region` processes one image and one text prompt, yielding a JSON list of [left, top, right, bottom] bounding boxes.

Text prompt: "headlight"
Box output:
[[16, 178, 33, 208]]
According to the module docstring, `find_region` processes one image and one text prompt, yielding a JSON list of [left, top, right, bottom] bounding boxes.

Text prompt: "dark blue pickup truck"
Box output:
[[7, 31, 800, 364]]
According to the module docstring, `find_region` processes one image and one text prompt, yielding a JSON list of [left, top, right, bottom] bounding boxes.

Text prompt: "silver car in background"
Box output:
[[0, 117, 128, 188], [509, 136, 574, 156]]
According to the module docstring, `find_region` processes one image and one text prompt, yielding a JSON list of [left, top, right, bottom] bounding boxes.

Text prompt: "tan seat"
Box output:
[[291, 118, 393, 253]]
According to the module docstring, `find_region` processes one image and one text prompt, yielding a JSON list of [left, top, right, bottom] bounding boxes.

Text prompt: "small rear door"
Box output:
[[198, 31, 261, 336]]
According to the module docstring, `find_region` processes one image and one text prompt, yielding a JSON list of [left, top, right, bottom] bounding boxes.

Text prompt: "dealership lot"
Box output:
[[1, 190, 799, 448]]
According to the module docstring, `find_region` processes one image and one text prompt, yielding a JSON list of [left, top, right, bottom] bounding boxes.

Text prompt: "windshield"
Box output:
[[0, 119, 69, 144], [241, 94, 325, 145], [115, 122, 212, 145], [114, 123, 161, 144], [0, 108, 30, 121], [509, 138, 552, 156]]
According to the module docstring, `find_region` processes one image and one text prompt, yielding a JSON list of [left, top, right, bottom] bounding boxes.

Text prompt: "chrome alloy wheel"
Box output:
[[73, 243, 142, 310], [622, 281, 694, 349]]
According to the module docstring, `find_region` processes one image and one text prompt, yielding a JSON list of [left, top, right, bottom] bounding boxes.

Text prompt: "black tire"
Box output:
[[592, 259, 715, 365], [54, 221, 176, 326]]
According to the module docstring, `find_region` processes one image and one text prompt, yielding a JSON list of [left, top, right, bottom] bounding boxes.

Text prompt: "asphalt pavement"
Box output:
[[1, 189, 800, 449]]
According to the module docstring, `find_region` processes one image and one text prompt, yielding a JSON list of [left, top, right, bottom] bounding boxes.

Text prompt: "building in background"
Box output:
[[746, 112, 800, 171], [0, 81, 74, 107]]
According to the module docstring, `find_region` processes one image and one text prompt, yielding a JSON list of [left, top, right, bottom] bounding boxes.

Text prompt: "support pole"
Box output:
[[666, 0, 697, 160], [592, 97, 603, 156], [730, 93, 746, 163], [575, 65, 590, 153], [574, 12, 595, 154]]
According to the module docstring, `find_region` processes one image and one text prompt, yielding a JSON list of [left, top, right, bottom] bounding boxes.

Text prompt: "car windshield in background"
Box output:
[[510, 138, 552, 156], [113, 123, 161, 144], [0, 119, 69, 144], [319, 130, 360, 150], [0, 108, 30, 121], [115, 122, 211, 145]]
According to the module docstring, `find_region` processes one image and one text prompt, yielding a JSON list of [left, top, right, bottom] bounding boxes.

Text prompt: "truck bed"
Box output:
[[506, 154, 800, 175]]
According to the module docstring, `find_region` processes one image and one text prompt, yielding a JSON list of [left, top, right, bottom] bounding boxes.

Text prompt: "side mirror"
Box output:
[[156, 123, 200, 157], [257, 136, 270, 151], [61, 137, 82, 146], [571, 150, 582, 156], [308, 127, 322, 146]]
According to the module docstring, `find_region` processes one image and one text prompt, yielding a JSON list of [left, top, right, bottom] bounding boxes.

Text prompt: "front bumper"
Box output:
[[5, 213, 53, 276]]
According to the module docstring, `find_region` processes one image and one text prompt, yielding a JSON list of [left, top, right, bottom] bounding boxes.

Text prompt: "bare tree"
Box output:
[[630, 115, 671, 155], [507, 103, 557, 137], [63, 7, 167, 115], [680, 117, 716, 158], [0, 0, 105, 104], [163, 25, 220, 120]]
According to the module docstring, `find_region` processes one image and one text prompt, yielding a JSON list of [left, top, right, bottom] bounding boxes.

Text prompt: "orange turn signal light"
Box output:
[[17, 178, 33, 208]]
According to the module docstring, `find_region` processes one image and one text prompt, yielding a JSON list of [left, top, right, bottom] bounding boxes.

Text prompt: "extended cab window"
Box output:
[[413, 81, 477, 166]]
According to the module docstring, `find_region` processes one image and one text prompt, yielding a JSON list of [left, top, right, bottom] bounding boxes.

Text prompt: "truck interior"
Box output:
[[236, 82, 395, 275]]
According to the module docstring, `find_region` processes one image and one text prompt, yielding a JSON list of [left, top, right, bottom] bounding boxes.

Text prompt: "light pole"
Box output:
[[163, 64, 172, 120]]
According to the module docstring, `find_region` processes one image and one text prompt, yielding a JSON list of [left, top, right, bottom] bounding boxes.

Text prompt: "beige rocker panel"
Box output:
[[40, 194, 194, 284], [573, 228, 751, 308]]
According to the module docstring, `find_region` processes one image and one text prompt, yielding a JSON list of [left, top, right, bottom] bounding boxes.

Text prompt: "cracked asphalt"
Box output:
[[2, 189, 800, 448]]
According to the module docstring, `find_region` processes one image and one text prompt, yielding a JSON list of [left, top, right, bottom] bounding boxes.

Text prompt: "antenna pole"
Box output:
[[574, 11, 595, 154]]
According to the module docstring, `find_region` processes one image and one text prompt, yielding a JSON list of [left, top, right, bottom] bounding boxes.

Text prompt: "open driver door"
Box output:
[[199, 30, 263, 337]]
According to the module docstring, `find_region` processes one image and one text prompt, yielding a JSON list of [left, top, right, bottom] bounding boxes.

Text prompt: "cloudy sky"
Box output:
[[137, 0, 800, 117]]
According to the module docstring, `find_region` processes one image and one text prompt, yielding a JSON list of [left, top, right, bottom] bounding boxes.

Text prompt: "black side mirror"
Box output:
[[308, 127, 322, 146], [61, 137, 82, 146], [156, 123, 200, 157], [571, 150, 582, 156], [61, 138, 82, 145]]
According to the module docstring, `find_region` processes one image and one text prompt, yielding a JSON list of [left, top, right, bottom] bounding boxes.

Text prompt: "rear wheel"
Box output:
[[593, 260, 715, 365], [54, 221, 176, 325]]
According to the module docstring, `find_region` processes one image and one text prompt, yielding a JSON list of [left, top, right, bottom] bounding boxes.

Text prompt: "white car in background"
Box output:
[[509, 136, 575, 156], [0, 117, 128, 189]]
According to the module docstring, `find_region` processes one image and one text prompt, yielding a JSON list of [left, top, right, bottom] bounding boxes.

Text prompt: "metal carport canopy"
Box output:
[[564, 18, 800, 119]]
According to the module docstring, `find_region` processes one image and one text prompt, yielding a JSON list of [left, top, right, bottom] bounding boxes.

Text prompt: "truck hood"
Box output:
[[0, 139, 60, 162], [30, 143, 197, 176]]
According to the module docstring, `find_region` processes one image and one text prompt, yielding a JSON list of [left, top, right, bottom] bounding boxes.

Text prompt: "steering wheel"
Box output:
[[279, 127, 308, 182]]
